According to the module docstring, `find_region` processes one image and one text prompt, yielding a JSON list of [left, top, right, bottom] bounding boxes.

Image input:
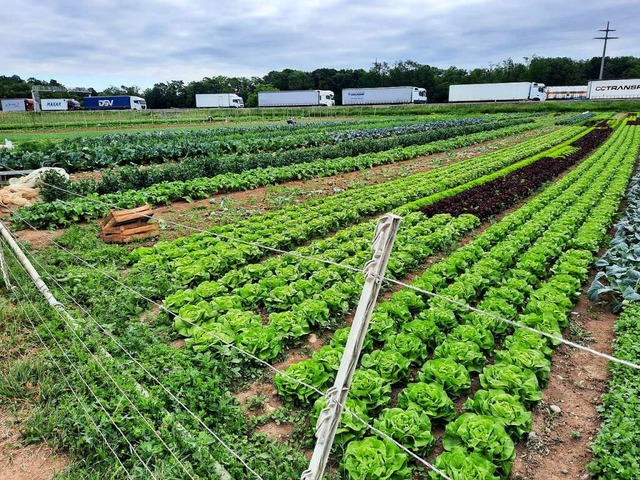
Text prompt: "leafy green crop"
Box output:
[[397, 382, 457, 421], [479, 364, 541, 406], [360, 349, 411, 384], [312, 397, 370, 445], [418, 358, 471, 397], [443, 413, 516, 477], [430, 448, 500, 480], [342, 437, 412, 480], [463, 389, 533, 439], [373, 407, 435, 455]]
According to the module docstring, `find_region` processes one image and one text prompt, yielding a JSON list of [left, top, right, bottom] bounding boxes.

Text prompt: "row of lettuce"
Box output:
[[126, 120, 638, 477], [14, 117, 544, 229], [588, 164, 640, 480], [268, 124, 639, 479], [129, 125, 587, 300]]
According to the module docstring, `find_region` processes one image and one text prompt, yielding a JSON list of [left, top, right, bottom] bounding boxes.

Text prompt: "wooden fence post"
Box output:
[[301, 213, 402, 480]]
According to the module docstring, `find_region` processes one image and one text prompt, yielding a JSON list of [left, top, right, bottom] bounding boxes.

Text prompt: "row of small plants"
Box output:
[[13, 121, 547, 229], [418, 126, 612, 220], [129, 125, 586, 298], [44, 116, 525, 197], [587, 149, 640, 479], [169, 213, 479, 360], [272, 125, 639, 479], [2, 116, 495, 173]]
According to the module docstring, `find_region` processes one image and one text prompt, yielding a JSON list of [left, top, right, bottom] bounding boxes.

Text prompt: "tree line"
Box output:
[[2, 55, 640, 108]]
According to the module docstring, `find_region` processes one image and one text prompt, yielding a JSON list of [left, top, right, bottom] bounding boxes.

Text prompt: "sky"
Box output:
[[2, 0, 638, 91]]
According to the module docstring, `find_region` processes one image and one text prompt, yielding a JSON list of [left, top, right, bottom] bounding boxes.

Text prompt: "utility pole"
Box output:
[[594, 21, 619, 80]]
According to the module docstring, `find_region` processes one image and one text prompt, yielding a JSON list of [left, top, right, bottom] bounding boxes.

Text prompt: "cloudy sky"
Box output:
[[3, 0, 637, 90]]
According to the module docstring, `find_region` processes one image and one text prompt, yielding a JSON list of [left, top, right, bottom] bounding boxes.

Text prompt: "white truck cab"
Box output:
[[529, 83, 546, 101], [412, 87, 427, 103], [318, 90, 335, 106]]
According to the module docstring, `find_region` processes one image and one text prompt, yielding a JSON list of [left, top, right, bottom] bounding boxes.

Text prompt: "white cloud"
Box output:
[[2, 0, 637, 90]]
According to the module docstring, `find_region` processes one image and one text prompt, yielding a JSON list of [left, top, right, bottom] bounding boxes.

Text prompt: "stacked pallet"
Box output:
[[100, 205, 159, 244]]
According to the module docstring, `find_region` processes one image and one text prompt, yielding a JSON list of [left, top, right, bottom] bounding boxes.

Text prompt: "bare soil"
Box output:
[[0, 406, 69, 480]]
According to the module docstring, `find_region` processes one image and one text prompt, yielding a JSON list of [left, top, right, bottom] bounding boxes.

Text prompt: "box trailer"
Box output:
[[546, 86, 588, 100], [448, 82, 546, 102], [41, 98, 82, 111], [587, 79, 640, 100], [196, 93, 244, 108], [84, 95, 147, 110], [1, 98, 35, 112], [342, 86, 427, 105], [258, 90, 335, 107]]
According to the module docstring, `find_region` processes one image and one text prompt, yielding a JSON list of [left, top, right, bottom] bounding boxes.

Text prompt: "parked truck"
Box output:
[[258, 90, 335, 107], [195, 93, 244, 108], [1, 98, 35, 112], [545, 86, 588, 100], [587, 79, 640, 100], [448, 82, 546, 102], [84, 95, 147, 110], [41, 98, 82, 111], [342, 86, 427, 105]]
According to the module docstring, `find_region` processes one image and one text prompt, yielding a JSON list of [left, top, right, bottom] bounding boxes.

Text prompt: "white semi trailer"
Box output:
[[342, 86, 427, 105], [546, 86, 588, 100], [258, 90, 335, 107], [587, 79, 640, 100], [448, 82, 546, 102], [41, 98, 81, 111], [195, 93, 244, 108]]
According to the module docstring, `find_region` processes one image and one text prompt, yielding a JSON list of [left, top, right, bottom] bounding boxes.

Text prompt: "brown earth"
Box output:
[[0, 406, 69, 480]]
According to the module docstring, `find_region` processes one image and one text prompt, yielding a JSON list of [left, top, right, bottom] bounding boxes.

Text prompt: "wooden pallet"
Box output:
[[99, 205, 159, 244]]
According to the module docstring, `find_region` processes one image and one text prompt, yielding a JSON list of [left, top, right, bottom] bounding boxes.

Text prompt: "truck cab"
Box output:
[[412, 87, 427, 103], [131, 97, 147, 110], [230, 94, 244, 108], [318, 90, 335, 107], [529, 83, 546, 101], [67, 99, 81, 110]]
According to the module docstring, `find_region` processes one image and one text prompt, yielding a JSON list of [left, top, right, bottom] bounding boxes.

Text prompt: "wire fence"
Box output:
[[1, 168, 640, 479]]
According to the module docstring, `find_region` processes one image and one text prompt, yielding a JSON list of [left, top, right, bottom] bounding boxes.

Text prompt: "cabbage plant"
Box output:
[[463, 389, 532, 439], [397, 382, 456, 421]]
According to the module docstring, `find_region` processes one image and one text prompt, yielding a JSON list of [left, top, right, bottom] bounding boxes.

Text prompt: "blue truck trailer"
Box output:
[[84, 95, 147, 110]]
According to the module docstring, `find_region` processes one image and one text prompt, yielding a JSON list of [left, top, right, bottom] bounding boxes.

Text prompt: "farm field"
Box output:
[[0, 109, 639, 480]]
